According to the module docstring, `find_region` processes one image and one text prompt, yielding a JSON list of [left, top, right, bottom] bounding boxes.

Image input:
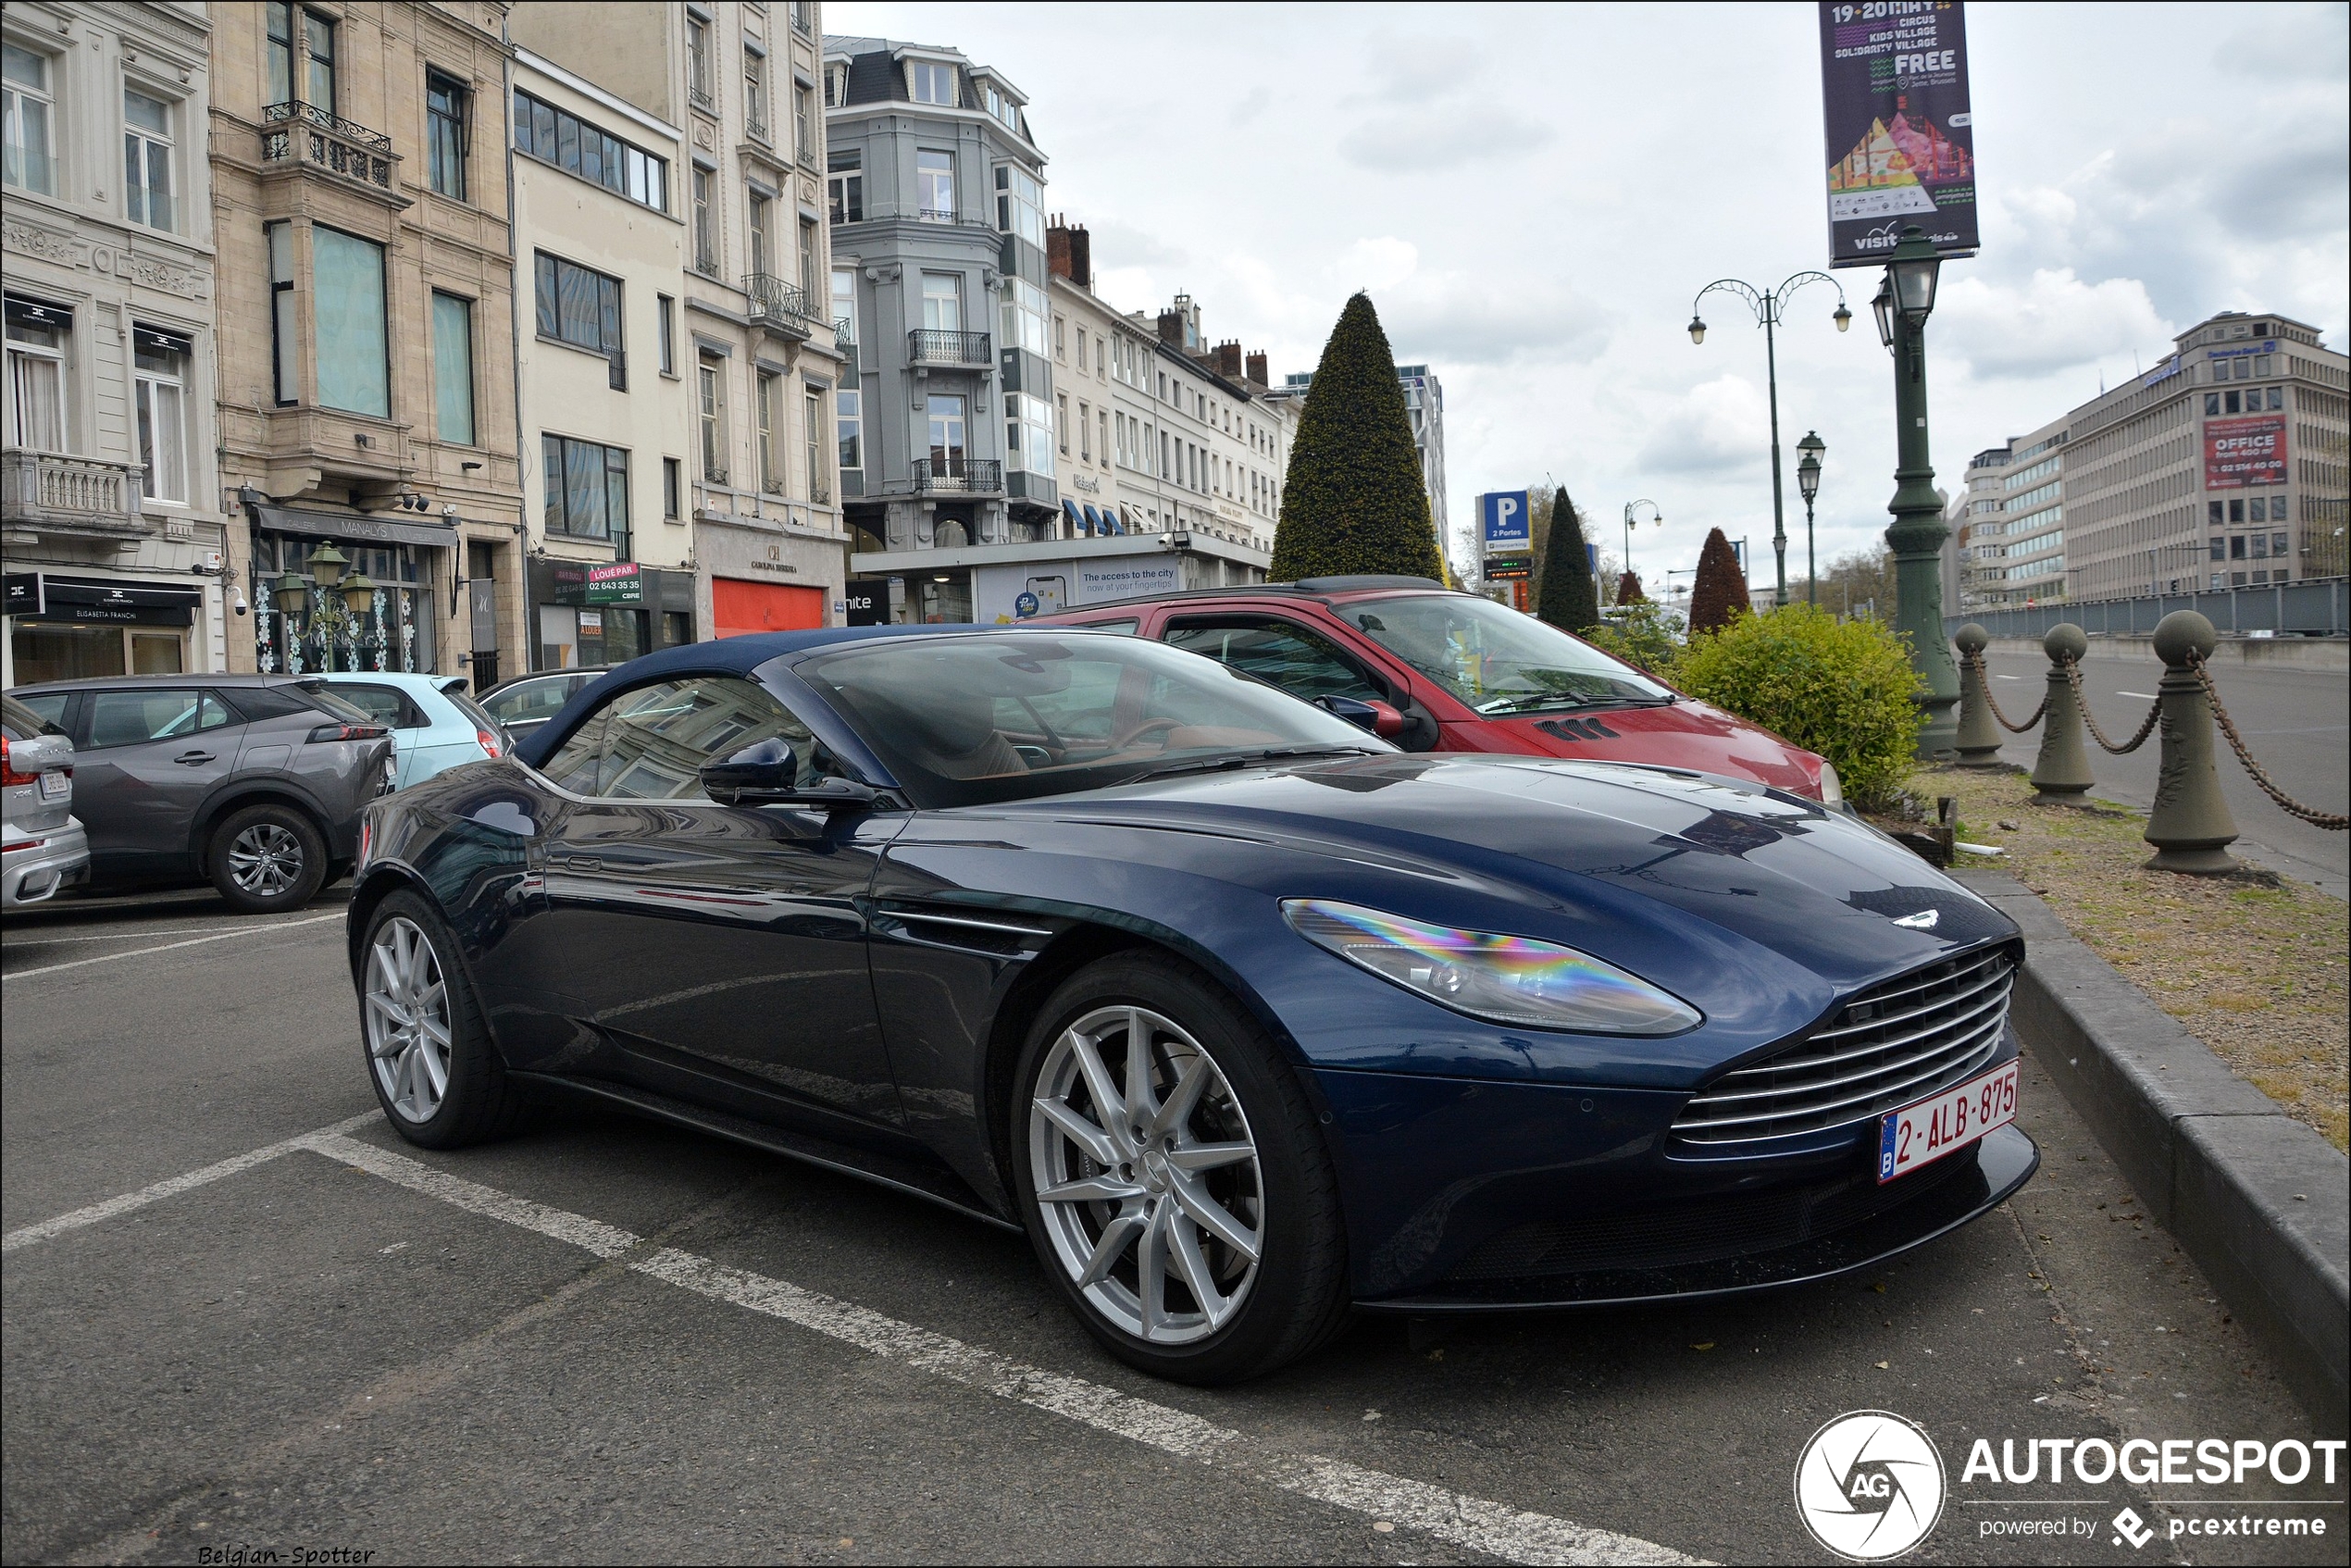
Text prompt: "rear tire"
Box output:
[[1011, 952, 1351, 1384], [357, 890, 527, 1148], [208, 803, 326, 915]]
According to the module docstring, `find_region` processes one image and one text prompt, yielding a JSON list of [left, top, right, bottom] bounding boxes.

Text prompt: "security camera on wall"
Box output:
[[231, 586, 249, 616]]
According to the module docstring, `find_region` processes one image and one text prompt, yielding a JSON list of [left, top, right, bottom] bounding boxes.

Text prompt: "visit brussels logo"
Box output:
[[1795, 1411, 1947, 1561]]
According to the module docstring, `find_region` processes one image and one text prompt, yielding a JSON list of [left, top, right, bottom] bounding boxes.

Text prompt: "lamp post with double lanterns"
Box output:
[[1795, 430, 1825, 606], [1872, 225, 1958, 756], [1688, 273, 1851, 608], [272, 542, 379, 671], [1620, 499, 1663, 600]]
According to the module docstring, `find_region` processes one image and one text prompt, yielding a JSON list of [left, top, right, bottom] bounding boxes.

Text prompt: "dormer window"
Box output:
[[910, 60, 955, 106]]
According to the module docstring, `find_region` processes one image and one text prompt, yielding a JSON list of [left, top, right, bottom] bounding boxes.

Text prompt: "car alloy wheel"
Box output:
[[1028, 1004, 1263, 1345], [227, 821, 305, 898], [366, 915, 453, 1123]]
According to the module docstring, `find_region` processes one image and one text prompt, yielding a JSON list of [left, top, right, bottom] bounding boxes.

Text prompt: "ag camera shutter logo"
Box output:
[[1795, 1410, 1947, 1561]]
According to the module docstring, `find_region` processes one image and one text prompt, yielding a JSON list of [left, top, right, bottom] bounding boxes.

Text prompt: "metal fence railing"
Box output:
[[1947, 578, 2346, 641]]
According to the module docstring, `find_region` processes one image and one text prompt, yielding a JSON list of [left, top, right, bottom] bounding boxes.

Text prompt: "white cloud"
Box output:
[[1934, 269, 2171, 380]]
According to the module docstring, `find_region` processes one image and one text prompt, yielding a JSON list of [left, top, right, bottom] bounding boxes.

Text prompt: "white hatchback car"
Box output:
[[309, 673, 509, 790], [3, 691, 90, 907]]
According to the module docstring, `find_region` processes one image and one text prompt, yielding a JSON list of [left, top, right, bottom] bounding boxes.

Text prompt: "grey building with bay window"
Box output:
[[823, 34, 1053, 623]]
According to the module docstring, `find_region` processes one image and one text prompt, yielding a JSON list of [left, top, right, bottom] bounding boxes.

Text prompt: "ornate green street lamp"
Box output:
[[1795, 430, 1825, 606], [1876, 226, 1959, 756]]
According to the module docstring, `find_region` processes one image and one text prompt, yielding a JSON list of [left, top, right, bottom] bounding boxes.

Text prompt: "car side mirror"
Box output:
[[700, 750, 878, 813], [1318, 695, 1405, 739]]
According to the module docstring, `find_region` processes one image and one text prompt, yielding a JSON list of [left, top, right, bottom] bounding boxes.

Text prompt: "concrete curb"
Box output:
[[1951, 868, 2350, 1434]]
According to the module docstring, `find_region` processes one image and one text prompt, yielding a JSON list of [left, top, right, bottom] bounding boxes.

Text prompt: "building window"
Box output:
[[831, 265, 857, 343], [791, 0, 814, 36], [514, 90, 666, 212], [5, 297, 68, 453], [2266, 385, 2283, 411], [803, 384, 823, 496], [313, 226, 388, 418], [794, 83, 813, 164], [744, 47, 768, 141], [267, 4, 336, 113], [698, 355, 728, 481], [1003, 393, 1052, 480], [824, 63, 844, 107], [122, 90, 176, 230], [916, 149, 953, 220], [431, 292, 475, 445], [994, 164, 1042, 246], [1099, 409, 1108, 469], [425, 70, 466, 199], [657, 294, 676, 376], [686, 16, 714, 111], [748, 190, 773, 276], [910, 61, 955, 106], [927, 394, 967, 468], [836, 388, 862, 474], [3, 44, 56, 195], [827, 150, 863, 223], [757, 369, 786, 492], [1001, 277, 1047, 356], [798, 218, 818, 299], [663, 456, 682, 519], [1056, 392, 1069, 454], [1077, 400, 1090, 462], [691, 166, 717, 272], [541, 434, 630, 554], [533, 252, 624, 386], [920, 272, 963, 332], [1053, 315, 1064, 361], [130, 327, 191, 503], [267, 221, 296, 404]]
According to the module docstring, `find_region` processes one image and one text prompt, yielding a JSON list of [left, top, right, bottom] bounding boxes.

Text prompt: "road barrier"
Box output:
[[1945, 577, 2348, 641], [1953, 613, 2348, 870]]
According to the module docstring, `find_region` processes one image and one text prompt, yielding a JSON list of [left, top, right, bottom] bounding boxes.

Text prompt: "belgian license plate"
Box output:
[[1878, 1059, 2019, 1183], [39, 770, 68, 800]]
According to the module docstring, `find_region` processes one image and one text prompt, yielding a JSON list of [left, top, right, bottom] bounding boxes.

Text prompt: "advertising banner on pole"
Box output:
[[1819, 1, 1978, 267], [1479, 492, 1531, 554], [2205, 417, 2289, 490]]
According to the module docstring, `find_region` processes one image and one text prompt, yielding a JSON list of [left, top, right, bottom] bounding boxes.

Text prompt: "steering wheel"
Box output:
[[1110, 716, 1184, 751]]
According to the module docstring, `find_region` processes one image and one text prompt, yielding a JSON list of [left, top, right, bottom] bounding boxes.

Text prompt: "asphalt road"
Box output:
[[1974, 649, 2348, 899], [4, 890, 2345, 1566]]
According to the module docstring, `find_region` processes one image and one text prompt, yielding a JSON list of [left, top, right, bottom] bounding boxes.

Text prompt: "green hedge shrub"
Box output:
[[1581, 600, 1684, 683], [1675, 604, 1922, 806]]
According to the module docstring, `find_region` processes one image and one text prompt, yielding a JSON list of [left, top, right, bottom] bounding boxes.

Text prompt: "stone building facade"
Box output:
[[3, 0, 230, 686]]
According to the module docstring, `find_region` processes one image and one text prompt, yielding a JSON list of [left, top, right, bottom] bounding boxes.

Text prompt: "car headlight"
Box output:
[[1816, 758, 1844, 808], [1280, 898, 1702, 1035]]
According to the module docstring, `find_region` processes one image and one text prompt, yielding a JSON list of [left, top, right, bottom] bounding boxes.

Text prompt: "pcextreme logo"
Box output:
[[1795, 1410, 1947, 1561]]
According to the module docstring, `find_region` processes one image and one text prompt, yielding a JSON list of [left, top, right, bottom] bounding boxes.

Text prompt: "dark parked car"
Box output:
[[351, 628, 2034, 1383], [1039, 577, 1843, 804], [8, 675, 393, 914], [477, 667, 609, 746]]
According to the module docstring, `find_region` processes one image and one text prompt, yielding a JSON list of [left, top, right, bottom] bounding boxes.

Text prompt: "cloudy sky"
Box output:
[[831, 1, 2351, 591]]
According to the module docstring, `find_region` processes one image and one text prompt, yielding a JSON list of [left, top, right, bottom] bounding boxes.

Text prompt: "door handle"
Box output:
[[554, 854, 602, 872], [174, 751, 217, 765]]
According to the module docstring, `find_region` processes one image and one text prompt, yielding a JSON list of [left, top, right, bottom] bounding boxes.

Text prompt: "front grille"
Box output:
[[1671, 948, 2014, 1145]]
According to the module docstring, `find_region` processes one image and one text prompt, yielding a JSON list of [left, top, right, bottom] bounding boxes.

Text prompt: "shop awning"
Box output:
[[246, 499, 461, 552], [1062, 498, 1087, 535], [13, 573, 202, 626], [1081, 504, 1104, 534]]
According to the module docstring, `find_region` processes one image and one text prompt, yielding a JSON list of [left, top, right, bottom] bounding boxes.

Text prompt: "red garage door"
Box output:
[[713, 578, 825, 638]]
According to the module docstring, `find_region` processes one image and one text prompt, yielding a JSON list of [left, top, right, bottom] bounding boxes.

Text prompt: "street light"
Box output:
[[1795, 431, 1825, 607], [1688, 271, 1851, 609], [1621, 499, 1663, 595], [270, 542, 379, 666], [1877, 225, 1959, 757]]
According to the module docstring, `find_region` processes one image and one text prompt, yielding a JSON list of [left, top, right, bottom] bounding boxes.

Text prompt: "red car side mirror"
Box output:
[[1364, 699, 1405, 739], [1321, 695, 1407, 739]]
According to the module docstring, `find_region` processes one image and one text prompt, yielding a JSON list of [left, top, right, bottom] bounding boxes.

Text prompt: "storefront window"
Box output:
[[251, 535, 434, 674]]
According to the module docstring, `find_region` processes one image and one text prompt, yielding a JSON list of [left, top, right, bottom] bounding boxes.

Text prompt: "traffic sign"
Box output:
[[1479, 492, 1531, 554]]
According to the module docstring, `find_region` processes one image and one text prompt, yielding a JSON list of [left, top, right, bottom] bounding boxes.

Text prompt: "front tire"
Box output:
[[358, 890, 526, 1148], [1011, 952, 1350, 1384], [208, 803, 326, 914]]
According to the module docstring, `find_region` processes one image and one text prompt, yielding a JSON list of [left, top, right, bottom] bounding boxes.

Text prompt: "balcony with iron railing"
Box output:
[[908, 330, 992, 367], [689, 72, 715, 115], [917, 206, 958, 224], [3, 450, 152, 538], [260, 101, 396, 193], [912, 457, 1001, 494], [744, 274, 818, 338]]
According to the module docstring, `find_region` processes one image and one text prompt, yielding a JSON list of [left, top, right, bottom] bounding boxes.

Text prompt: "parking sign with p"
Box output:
[[1480, 491, 1531, 554]]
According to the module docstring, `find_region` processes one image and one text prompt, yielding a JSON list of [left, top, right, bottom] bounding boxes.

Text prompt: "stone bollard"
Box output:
[[1951, 623, 2005, 766], [2030, 624, 2094, 798], [2145, 611, 2240, 874]]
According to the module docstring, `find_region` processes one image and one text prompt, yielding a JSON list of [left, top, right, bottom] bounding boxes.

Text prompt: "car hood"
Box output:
[[1020, 753, 2011, 997], [1462, 698, 1821, 795]]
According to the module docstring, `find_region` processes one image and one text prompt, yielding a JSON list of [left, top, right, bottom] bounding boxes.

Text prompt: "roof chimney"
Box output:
[[1245, 350, 1268, 387], [1067, 224, 1089, 290], [1046, 217, 1074, 281], [1212, 340, 1242, 378]]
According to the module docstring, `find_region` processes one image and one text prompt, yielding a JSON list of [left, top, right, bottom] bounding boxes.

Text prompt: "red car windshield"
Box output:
[[1335, 594, 1673, 715]]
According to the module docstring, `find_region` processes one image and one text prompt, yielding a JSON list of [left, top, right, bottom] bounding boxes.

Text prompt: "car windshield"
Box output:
[[796, 632, 1388, 807], [1336, 593, 1673, 713], [3, 693, 65, 740]]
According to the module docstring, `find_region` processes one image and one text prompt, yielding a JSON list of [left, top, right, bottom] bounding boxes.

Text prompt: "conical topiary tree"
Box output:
[[1536, 489, 1599, 631], [1270, 293, 1444, 582], [1616, 570, 1646, 605], [1688, 527, 1752, 633]]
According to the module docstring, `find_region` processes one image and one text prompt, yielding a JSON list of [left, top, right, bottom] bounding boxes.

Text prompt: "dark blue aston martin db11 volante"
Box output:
[[347, 624, 2035, 1382]]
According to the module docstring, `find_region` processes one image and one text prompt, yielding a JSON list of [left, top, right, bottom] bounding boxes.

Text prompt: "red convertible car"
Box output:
[[1040, 576, 1839, 804]]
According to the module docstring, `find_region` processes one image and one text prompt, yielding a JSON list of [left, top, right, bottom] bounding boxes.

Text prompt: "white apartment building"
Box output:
[[4, 1, 228, 686]]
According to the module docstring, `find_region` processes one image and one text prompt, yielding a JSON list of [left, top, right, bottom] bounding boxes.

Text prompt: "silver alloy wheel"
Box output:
[[366, 916, 453, 1123], [227, 822, 304, 898], [1029, 1004, 1263, 1345]]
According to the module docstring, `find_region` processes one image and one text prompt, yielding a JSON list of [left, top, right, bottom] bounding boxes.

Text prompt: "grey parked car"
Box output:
[[6, 675, 393, 915], [3, 692, 89, 908]]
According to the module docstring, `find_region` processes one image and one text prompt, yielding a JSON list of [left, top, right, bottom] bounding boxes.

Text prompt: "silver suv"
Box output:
[[3, 692, 88, 908], [6, 675, 393, 915]]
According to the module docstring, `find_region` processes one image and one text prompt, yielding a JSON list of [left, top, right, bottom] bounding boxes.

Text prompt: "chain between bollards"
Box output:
[[2063, 660, 2162, 755], [2192, 654, 2351, 830], [1962, 650, 2046, 732]]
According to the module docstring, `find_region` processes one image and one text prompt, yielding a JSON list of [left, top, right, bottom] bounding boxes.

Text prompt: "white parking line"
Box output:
[[11, 1117, 1701, 1565], [0, 921, 269, 946], [1993, 673, 2022, 680], [2117, 691, 2158, 701], [2, 911, 343, 980], [0, 1111, 378, 1253]]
